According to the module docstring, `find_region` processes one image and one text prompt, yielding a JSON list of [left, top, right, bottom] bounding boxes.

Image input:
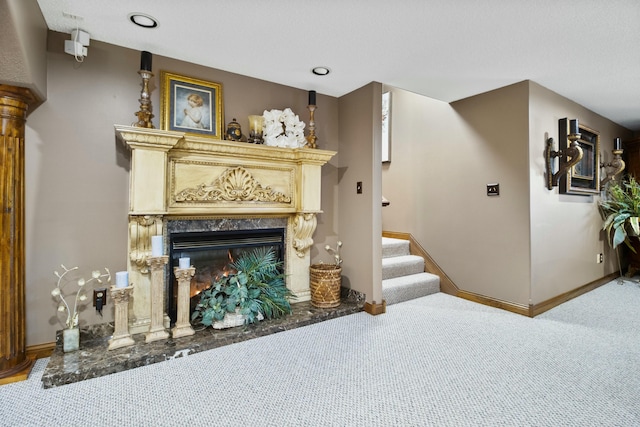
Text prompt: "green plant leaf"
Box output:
[[191, 247, 293, 329], [238, 272, 248, 286], [612, 225, 627, 249], [629, 216, 640, 236]]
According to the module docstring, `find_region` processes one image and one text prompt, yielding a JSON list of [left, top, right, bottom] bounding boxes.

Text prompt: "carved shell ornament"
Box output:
[[175, 166, 291, 203]]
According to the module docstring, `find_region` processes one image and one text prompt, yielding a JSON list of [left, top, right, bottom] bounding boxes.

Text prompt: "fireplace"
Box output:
[[168, 227, 285, 322], [116, 125, 335, 335]]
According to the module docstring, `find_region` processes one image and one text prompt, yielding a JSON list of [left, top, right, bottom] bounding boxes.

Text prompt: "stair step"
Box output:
[[382, 237, 410, 258], [383, 272, 440, 305], [382, 255, 425, 280]]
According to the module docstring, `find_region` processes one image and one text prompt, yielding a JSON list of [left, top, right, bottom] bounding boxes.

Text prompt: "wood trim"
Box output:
[[457, 290, 531, 316], [530, 272, 618, 317], [364, 300, 386, 315], [382, 231, 619, 317], [0, 357, 34, 386], [26, 342, 55, 360]]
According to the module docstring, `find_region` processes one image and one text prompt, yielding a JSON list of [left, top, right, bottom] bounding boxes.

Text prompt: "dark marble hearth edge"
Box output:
[[41, 290, 365, 388]]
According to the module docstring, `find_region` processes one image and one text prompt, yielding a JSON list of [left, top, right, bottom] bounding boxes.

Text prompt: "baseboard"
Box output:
[[364, 300, 386, 315], [456, 290, 531, 316], [26, 342, 55, 360], [382, 231, 619, 318], [530, 272, 619, 317]]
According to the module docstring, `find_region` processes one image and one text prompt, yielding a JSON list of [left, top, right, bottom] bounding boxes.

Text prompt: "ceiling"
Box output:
[[35, 0, 640, 130]]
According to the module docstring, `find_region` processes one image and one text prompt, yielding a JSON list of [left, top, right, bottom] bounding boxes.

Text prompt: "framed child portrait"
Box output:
[[160, 71, 223, 138]]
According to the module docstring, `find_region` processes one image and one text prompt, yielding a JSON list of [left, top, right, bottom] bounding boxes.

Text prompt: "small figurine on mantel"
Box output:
[[225, 118, 245, 142]]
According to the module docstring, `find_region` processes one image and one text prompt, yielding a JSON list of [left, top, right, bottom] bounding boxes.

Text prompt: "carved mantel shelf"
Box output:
[[115, 125, 336, 334]]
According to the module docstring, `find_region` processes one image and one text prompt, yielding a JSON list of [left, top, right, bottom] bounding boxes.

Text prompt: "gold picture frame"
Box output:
[[160, 71, 223, 138]]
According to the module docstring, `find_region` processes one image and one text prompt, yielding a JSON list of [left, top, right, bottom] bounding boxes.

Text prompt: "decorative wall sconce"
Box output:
[[600, 138, 625, 187], [545, 119, 584, 190]]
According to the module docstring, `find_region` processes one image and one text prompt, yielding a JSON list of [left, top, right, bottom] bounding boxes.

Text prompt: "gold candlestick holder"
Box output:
[[306, 104, 317, 149], [545, 132, 583, 190], [600, 149, 626, 187], [133, 70, 154, 128]]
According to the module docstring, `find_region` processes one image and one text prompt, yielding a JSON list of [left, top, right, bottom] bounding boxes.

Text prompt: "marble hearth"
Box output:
[[42, 290, 365, 388], [115, 125, 336, 335]]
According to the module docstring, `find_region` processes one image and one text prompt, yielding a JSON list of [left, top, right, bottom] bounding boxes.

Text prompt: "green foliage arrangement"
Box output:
[[599, 177, 640, 250], [191, 247, 294, 327]]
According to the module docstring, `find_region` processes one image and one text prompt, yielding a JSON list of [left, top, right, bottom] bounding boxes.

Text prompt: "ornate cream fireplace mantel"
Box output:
[[115, 125, 336, 334]]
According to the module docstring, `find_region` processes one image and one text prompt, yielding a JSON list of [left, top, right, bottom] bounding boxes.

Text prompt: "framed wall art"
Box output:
[[160, 71, 223, 138], [558, 118, 600, 195], [381, 91, 391, 163]]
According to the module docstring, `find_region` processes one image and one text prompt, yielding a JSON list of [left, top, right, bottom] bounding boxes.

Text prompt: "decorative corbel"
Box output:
[[292, 212, 317, 257], [129, 215, 163, 273]]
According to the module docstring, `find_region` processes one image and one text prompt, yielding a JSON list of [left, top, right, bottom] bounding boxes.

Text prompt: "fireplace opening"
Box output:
[[168, 228, 285, 323]]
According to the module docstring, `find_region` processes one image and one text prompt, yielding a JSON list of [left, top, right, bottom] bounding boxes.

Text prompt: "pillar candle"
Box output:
[[140, 51, 152, 72], [308, 90, 316, 106], [151, 235, 163, 257], [248, 115, 264, 134], [179, 257, 191, 269], [116, 271, 129, 288], [569, 119, 579, 135], [614, 137, 622, 150]]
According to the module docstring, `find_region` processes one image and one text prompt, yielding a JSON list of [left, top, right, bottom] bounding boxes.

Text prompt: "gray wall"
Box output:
[[382, 81, 632, 307], [0, 0, 47, 103], [338, 83, 383, 303], [528, 81, 633, 304]]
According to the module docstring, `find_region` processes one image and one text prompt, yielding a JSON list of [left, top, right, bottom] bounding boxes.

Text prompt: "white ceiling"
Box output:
[[35, 0, 640, 130]]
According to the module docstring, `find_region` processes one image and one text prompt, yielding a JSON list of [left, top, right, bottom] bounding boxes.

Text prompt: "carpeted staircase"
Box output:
[[382, 237, 440, 304]]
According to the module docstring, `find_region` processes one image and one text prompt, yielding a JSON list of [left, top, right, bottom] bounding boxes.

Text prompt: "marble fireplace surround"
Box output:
[[115, 125, 336, 335]]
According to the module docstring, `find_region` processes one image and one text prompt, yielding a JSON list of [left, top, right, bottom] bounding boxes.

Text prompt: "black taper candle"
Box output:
[[614, 137, 622, 150], [308, 90, 316, 106], [569, 119, 579, 135], [140, 51, 152, 72]]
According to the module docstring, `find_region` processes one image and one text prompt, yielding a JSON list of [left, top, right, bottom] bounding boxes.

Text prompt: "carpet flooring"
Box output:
[[1, 279, 639, 426]]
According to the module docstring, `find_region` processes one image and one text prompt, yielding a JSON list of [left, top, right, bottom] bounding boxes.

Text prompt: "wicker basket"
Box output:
[[309, 264, 342, 308]]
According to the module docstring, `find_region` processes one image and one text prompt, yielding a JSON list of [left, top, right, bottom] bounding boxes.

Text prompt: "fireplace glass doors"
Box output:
[[168, 228, 285, 323]]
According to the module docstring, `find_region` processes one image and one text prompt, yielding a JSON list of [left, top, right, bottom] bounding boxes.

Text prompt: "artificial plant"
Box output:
[[599, 176, 640, 251], [191, 247, 293, 327]]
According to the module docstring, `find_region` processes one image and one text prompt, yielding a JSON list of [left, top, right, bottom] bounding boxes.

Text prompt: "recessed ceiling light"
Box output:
[[128, 13, 158, 29], [312, 66, 331, 76]]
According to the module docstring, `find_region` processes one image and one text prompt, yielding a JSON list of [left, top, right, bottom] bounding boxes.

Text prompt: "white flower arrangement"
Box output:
[[262, 108, 307, 148], [324, 240, 343, 266], [51, 264, 111, 329]]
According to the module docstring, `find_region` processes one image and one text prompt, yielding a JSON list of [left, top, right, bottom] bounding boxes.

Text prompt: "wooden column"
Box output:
[[0, 85, 38, 383]]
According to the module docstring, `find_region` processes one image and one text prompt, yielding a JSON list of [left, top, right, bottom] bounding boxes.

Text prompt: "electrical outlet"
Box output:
[[93, 288, 107, 308], [94, 288, 107, 317], [597, 253, 604, 263]]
